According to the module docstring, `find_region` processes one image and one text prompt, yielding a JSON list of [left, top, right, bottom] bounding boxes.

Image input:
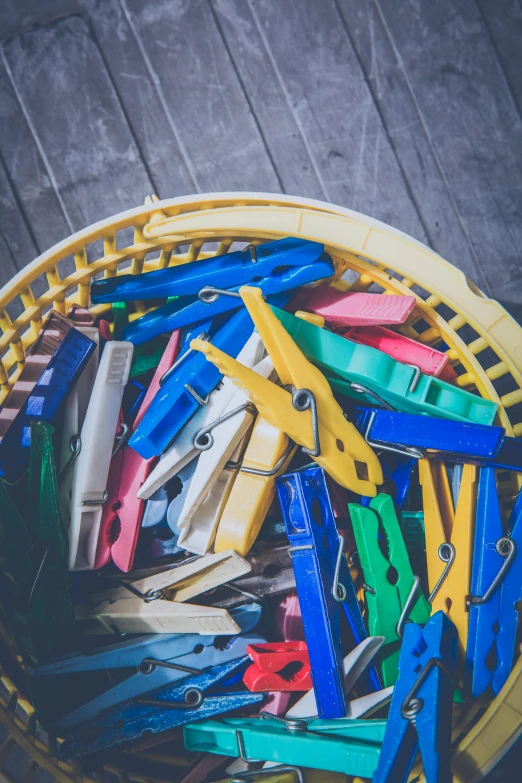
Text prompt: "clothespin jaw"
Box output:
[[271, 306, 498, 426], [286, 636, 390, 720], [101, 550, 251, 604], [192, 286, 382, 495], [419, 460, 477, 657], [372, 611, 457, 783], [289, 287, 416, 327], [0, 327, 96, 483], [243, 642, 312, 692], [348, 495, 430, 687], [59, 657, 264, 760], [355, 406, 522, 471], [122, 259, 334, 346], [467, 470, 522, 696], [198, 542, 296, 609], [343, 324, 457, 380], [129, 309, 254, 459], [0, 310, 73, 444], [214, 413, 296, 556], [183, 715, 386, 776], [90, 237, 329, 303], [95, 330, 181, 572], [277, 466, 371, 717], [37, 608, 263, 732]]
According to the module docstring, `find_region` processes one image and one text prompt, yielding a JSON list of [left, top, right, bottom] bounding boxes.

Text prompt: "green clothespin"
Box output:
[[0, 422, 75, 660], [129, 338, 168, 379], [271, 307, 497, 425], [28, 422, 75, 658], [112, 301, 128, 340], [349, 494, 431, 687], [0, 480, 35, 656], [183, 716, 386, 776]]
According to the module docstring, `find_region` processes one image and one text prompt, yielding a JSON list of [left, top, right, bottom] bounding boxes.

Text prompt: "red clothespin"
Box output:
[[94, 330, 181, 571], [262, 593, 305, 715], [289, 287, 416, 327], [243, 641, 312, 692], [343, 325, 457, 381]]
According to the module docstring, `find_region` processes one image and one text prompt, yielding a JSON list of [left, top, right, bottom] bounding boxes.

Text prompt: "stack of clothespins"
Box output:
[[0, 237, 520, 783]]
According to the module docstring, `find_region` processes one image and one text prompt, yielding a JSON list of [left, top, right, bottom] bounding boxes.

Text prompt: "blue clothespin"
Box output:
[[466, 469, 522, 697], [355, 407, 522, 471], [59, 656, 265, 759], [90, 237, 329, 304], [373, 611, 457, 783], [277, 466, 379, 719], [360, 451, 415, 508], [129, 309, 254, 459], [123, 259, 334, 345], [0, 328, 96, 483], [33, 604, 262, 731]]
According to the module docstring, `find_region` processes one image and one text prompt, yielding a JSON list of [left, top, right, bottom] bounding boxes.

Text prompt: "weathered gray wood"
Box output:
[[372, 0, 522, 309], [0, 58, 73, 257], [335, 0, 479, 281], [123, 0, 281, 193], [0, 160, 35, 286], [477, 0, 522, 117], [1, 14, 155, 233], [243, 0, 428, 243], [210, 0, 326, 200]]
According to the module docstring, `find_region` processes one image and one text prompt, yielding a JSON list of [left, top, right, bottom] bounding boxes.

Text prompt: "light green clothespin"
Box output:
[[183, 715, 386, 777], [271, 307, 497, 425], [349, 494, 431, 687]]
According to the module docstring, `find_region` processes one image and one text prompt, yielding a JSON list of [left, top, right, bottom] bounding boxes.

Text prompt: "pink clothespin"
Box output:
[[95, 330, 181, 571], [343, 325, 457, 381], [262, 593, 304, 716], [289, 287, 416, 327]]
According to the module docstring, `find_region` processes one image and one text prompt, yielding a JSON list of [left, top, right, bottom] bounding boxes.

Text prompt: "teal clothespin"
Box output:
[[183, 715, 386, 776], [349, 494, 431, 687], [271, 307, 497, 425]]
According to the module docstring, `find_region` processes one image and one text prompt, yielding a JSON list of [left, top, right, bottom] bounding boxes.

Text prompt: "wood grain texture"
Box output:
[[1, 14, 155, 232], [0, 0, 520, 325], [123, 0, 282, 193], [371, 0, 522, 309]]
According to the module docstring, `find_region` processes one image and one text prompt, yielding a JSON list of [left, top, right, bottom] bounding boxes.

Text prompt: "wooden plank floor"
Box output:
[[1, 0, 522, 321], [0, 2, 522, 776]]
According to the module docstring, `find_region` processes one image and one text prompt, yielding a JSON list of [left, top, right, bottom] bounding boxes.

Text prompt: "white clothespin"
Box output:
[[176, 436, 246, 554], [286, 636, 392, 719], [59, 326, 99, 524], [76, 596, 240, 635], [102, 549, 251, 603], [175, 355, 274, 553], [138, 333, 265, 500], [68, 341, 133, 571]]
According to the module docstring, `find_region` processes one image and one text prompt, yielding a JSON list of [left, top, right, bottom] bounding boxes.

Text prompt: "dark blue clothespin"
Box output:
[[129, 308, 253, 459], [122, 258, 334, 345], [0, 328, 96, 483], [90, 237, 329, 304], [360, 451, 415, 508], [466, 468, 522, 697], [372, 611, 457, 783], [354, 407, 522, 471], [59, 656, 264, 759], [277, 466, 379, 719], [34, 604, 262, 731]]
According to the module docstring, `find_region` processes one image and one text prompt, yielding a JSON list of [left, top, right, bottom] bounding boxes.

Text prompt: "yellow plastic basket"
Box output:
[[0, 193, 521, 783]]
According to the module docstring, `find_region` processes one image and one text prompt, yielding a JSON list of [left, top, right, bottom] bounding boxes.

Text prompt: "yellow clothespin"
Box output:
[[214, 415, 297, 555], [192, 286, 382, 495], [419, 459, 477, 655]]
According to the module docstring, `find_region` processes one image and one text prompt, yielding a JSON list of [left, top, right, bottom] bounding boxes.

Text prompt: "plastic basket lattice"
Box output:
[[0, 193, 521, 783]]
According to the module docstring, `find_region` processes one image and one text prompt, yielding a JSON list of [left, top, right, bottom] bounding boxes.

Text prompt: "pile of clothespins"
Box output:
[[0, 236, 520, 783]]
